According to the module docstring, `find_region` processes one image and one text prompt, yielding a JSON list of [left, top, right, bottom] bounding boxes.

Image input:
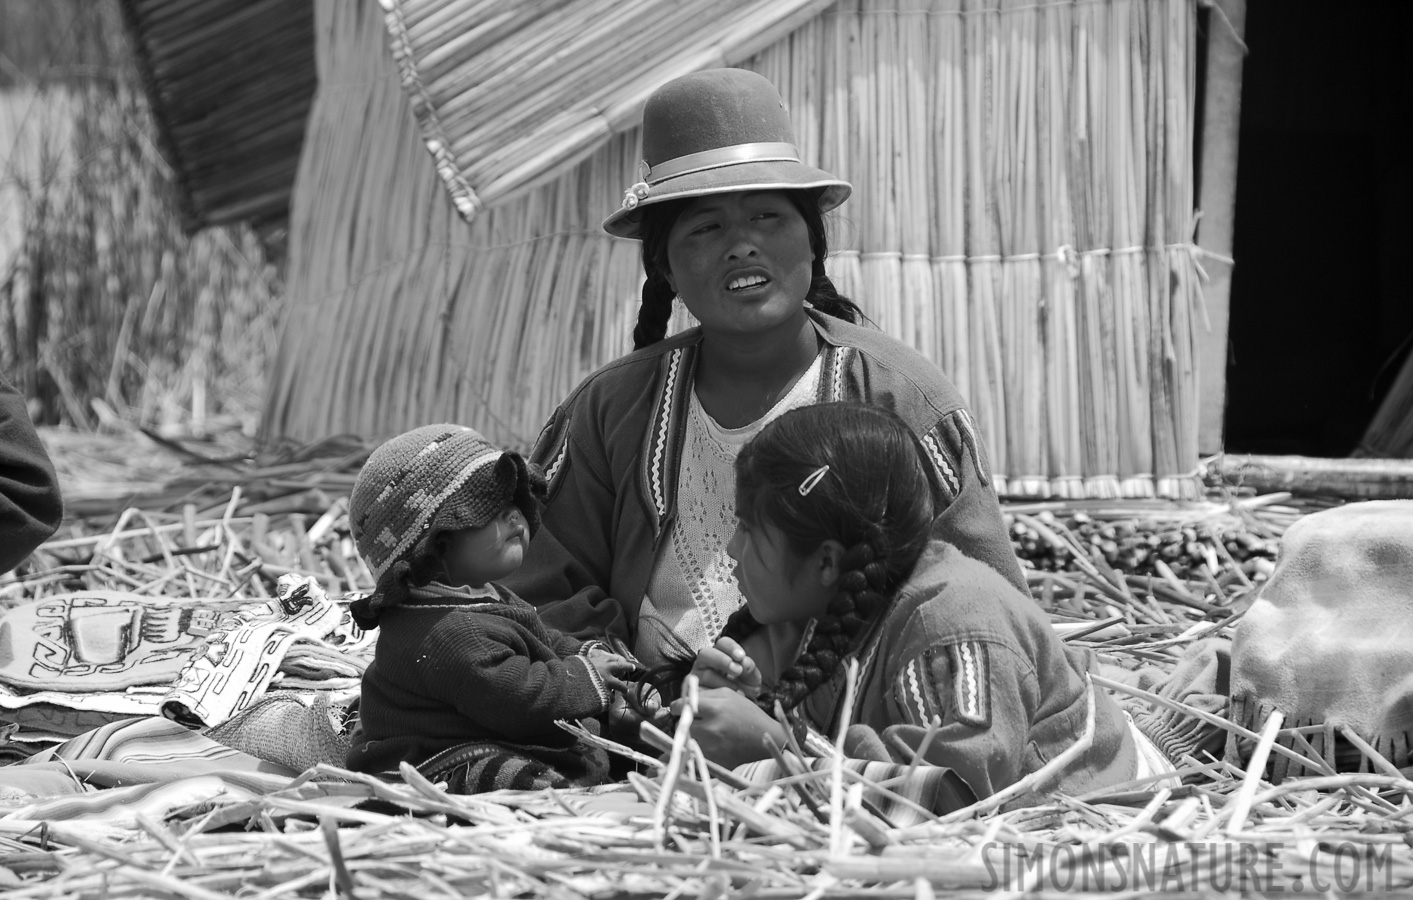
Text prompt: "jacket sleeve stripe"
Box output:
[[920, 430, 961, 503], [945, 641, 991, 729], [643, 347, 686, 526]]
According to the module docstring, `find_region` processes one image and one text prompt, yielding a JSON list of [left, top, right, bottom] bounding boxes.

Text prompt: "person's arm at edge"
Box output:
[[0, 373, 62, 573]]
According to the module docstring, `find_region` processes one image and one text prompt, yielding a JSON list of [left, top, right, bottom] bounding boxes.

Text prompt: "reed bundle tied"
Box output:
[[7, 429, 1413, 897], [269, 0, 1210, 501]]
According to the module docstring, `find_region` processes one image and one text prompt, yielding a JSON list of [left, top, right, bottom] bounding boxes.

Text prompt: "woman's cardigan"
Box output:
[[502, 310, 1027, 643]]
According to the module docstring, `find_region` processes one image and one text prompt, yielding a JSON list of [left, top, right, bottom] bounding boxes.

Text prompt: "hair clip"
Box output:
[[798, 464, 830, 496]]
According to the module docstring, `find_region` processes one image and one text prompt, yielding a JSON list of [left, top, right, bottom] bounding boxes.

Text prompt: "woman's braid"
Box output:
[[631, 275, 676, 350]]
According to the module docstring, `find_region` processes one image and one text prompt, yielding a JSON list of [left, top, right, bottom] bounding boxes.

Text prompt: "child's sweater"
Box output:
[[346, 582, 613, 774]]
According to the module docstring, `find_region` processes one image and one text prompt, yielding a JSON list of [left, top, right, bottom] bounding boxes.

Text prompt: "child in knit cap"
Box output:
[[344, 424, 635, 792]]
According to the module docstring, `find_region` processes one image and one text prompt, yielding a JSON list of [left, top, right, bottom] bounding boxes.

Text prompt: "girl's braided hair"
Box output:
[[630, 189, 865, 350], [725, 402, 938, 713]]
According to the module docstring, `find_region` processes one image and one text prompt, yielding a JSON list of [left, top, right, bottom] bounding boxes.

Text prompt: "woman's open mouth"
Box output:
[[726, 274, 769, 293]]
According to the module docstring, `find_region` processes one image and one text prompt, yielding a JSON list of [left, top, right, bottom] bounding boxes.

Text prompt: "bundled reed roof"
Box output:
[[267, 0, 1210, 501], [381, 0, 838, 218], [117, 0, 316, 232]]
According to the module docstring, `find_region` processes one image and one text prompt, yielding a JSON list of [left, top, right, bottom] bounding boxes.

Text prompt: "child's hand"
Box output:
[[690, 637, 762, 698], [586, 648, 636, 693]]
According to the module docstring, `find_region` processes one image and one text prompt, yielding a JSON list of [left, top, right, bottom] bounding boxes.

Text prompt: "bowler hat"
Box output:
[[602, 68, 851, 238]]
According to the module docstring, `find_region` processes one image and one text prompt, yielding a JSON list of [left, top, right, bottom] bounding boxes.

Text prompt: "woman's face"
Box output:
[[663, 191, 815, 338], [439, 504, 528, 588]]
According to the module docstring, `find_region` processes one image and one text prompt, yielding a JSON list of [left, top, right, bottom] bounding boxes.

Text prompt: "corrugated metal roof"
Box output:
[[118, 0, 316, 233], [381, 0, 836, 221]]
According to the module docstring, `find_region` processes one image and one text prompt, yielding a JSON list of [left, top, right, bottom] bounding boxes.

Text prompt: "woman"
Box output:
[[503, 68, 1025, 674]]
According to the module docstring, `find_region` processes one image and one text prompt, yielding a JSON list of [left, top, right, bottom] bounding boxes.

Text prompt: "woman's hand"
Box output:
[[690, 637, 763, 698], [671, 687, 786, 769]]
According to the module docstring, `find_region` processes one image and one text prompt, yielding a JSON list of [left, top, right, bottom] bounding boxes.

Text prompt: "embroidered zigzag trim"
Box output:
[[946, 641, 991, 728], [828, 346, 851, 402], [646, 348, 685, 524], [895, 657, 942, 726], [542, 429, 569, 493], [952, 408, 990, 486], [921, 430, 961, 503]]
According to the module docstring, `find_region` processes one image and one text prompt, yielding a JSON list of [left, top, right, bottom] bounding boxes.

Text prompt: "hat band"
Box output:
[[646, 142, 800, 185]]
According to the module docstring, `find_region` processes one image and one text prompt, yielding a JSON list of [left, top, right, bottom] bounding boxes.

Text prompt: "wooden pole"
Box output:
[[1195, 0, 1247, 454], [1212, 453, 1413, 501]]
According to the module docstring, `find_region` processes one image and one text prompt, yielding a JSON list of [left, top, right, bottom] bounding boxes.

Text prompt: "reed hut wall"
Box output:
[[264, 0, 1208, 500]]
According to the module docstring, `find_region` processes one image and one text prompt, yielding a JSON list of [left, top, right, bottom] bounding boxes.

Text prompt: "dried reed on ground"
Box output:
[[4, 429, 1412, 897]]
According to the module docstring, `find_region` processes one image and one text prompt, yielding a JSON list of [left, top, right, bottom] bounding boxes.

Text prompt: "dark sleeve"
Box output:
[[917, 409, 1028, 595], [0, 374, 62, 572], [501, 405, 631, 643], [550, 629, 587, 658], [423, 619, 612, 740]]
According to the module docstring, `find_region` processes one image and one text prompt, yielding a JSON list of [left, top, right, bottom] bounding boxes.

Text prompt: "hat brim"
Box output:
[[602, 160, 852, 239]]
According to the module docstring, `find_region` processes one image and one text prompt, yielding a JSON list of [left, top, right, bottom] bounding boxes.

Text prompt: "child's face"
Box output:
[[438, 504, 529, 588], [726, 517, 833, 625]]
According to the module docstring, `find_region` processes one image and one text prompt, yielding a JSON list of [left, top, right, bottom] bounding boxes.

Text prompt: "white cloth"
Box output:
[[635, 354, 823, 668], [1127, 712, 1182, 788]]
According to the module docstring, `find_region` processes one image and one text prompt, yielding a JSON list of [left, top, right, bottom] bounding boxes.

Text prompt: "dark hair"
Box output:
[[629, 403, 937, 717], [630, 189, 864, 350]]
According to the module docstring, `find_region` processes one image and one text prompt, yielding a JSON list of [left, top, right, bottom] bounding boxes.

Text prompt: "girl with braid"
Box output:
[[659, 403, 1171, 812], [503, 69, 1024, 701]]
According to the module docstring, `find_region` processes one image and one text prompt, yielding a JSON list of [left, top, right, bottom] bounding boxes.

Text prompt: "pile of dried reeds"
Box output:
[[5, 429, 1413, 897], [6, 755, 1413, 897], [0, 0, 278, 435], [8, 427, 371, 603], [269, 0, 1209, 504]]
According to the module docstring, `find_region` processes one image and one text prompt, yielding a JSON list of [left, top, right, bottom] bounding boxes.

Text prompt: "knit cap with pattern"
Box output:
[[348, 424, 543, 623]]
